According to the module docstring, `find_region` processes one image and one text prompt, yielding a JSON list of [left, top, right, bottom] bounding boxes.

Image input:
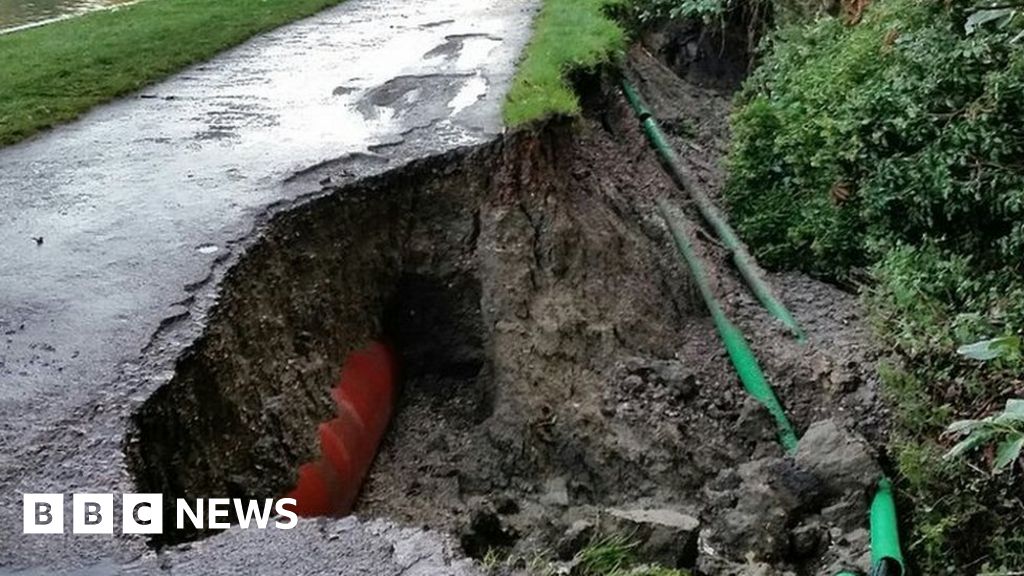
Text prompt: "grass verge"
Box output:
[[0, 0, 345, 147], [502, 0, 626, 126]]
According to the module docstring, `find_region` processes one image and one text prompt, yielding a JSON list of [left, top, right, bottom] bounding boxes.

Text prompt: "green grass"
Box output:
[[478, 536, 689, 576], [573, 536, 690, 576], [502, 0, 626, 126], [0, 0, 345, 147], [575, 535, 637, 575]]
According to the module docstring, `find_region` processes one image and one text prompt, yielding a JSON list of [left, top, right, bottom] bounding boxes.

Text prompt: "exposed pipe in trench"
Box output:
[[869, 478, 905, 576], [285, 341, 396, 517], [624, 79, 904, 576], [621, 79, 805, 342], [657, 198, 798, 452]]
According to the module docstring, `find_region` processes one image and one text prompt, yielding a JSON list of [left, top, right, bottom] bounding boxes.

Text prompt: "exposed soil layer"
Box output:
[[127, 62, 886, 575], [625, 46, 888, 448]]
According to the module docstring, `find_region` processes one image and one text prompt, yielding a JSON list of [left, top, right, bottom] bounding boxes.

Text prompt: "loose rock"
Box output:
[[794, 420, 881, 497], [599, 507, 700, 568]]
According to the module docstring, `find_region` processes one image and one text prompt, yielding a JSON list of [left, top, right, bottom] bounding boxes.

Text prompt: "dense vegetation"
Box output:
[[727, 0, 1024, 571], [0, 0, 345, 146]]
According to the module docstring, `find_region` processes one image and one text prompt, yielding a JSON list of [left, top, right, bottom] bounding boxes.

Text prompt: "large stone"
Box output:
[[599, 507, 700, 568], [794, 420, 881, 497], [710, 457, 821, 561]]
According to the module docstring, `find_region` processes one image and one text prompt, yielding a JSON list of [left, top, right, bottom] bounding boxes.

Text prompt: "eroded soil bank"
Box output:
[[127, 59, 888, 575]]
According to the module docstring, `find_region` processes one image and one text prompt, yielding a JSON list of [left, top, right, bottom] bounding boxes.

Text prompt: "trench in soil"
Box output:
[[127, 51, 885, 575]]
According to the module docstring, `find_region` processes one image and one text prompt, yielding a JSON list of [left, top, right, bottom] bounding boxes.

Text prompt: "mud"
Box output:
[[125, 59, 887, 575], [127, 81, 694, 540], [625, 47, 888, 447]]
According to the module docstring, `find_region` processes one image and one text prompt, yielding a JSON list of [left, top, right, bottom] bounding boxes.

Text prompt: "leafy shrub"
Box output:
[[727, 0, 1024, 571], [728, 0, 1024, 283], [630, 0, 732, 22], [944, 398, 1024, 472]]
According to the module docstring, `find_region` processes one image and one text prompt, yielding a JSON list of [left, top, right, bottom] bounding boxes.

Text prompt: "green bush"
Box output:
[[728, 0, 1024, 282], [630, 0, 732, 22], [727, 0, 1024, 571]]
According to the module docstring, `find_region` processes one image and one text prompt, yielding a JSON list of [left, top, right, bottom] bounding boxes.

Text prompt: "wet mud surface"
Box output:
[[344, 75, 889, 574], [625, 46, 888, 447]]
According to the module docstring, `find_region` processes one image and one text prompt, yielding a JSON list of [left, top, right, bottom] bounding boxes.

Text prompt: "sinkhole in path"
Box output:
[[124, 109, 708, 559], [125, 142, 501, 546]]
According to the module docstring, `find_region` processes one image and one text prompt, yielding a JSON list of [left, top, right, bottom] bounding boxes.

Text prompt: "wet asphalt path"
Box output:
[[0, 0, 536, 572]]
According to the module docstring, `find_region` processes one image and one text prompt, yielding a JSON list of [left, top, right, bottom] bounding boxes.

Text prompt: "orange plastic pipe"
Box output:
[[284, 341, 396, 516]]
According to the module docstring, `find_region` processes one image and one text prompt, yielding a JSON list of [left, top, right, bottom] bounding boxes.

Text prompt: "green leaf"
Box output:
[[1005, 398, 1024, 415], [993, 412, 1024, 427], [944, 418, 981, 435], [965, 8, 1016, 35], [944, 429, 995, 460], [993, 399, 1024, 427], [993, 434, 1024, 471], [957, 336, 1020, 361]]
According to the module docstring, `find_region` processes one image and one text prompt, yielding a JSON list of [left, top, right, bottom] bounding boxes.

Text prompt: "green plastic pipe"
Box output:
[[658, 198, 799, 452], [869, 478, 905, 576], [621, 80, 652, 121], [622, 79, 805, 342], [633, 80, 905, 575]]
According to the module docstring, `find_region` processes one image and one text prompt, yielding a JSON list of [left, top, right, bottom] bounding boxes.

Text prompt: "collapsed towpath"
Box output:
[[0, 0, 536, 572]]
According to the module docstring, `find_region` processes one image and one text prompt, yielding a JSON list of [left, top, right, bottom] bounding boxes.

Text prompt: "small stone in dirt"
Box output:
[[827, 364, 861, 394], [556, 519, 596, 560], [735, 397, 776, 444], [787, 521, 823, 559], [495, 494, 520, 515], [794, 420, 880, 497], [654, 360, 697, 400], [600, 507, 700, 568], [623, 374, 644, 393], [697, 555, 792, 576], [540, 476, 570, 507]]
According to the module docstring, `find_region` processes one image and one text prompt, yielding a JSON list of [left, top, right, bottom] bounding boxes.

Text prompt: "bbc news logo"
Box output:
[[23, 494, 298, 534]]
